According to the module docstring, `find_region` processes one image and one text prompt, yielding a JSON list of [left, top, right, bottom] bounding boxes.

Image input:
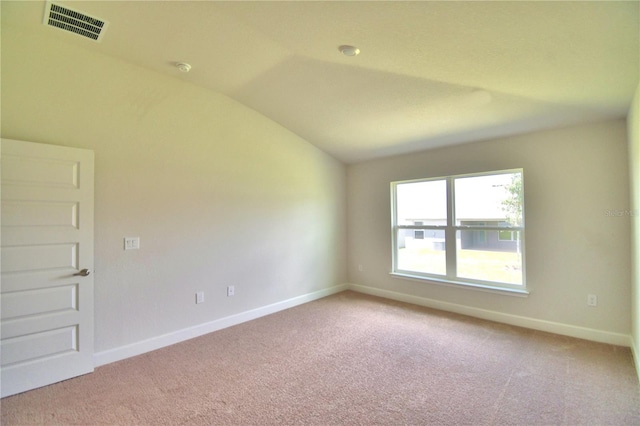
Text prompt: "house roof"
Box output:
[[4, 1, 638, 163]]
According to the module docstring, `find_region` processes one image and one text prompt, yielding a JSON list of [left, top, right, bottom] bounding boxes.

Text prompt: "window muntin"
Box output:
[[391, 170, 525, 292]]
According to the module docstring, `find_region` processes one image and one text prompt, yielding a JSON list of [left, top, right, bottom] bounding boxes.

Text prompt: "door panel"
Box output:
[[2, 201, 79, 228], [2, 243, 79, 273], [1, 284, 78, 320], [1, 139, 94, 398], [2, 326, 79, 366]]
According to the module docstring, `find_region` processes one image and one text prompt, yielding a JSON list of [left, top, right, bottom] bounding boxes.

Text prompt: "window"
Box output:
[[391, 169, 525, 293], [498, 230, 516, 241], [414, 222, 424, 239]]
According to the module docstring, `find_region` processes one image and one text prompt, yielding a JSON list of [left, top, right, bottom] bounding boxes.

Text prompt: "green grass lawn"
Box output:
[[398, 247, 522, 284]]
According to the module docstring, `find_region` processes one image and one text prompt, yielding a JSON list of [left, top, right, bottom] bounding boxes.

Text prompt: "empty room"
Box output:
[[1, 1, 639, 424]]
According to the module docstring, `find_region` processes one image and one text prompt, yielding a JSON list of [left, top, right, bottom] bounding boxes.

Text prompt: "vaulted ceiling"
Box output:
[[3, 1, 639, 163]]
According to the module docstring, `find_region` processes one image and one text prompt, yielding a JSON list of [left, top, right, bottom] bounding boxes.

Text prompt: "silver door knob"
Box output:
[[74, 268, 91, 277]]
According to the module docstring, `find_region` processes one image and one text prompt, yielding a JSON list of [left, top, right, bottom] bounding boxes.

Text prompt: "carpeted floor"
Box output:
[[2, 291, 639, 425]]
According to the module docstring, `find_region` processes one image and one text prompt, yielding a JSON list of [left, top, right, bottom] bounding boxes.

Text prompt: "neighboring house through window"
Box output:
[[414, 222, 424, 239], [391, 169, 526, 293]]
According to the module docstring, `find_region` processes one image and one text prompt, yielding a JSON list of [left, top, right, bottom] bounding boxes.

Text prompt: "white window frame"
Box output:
[[390, 169, 527, 295]]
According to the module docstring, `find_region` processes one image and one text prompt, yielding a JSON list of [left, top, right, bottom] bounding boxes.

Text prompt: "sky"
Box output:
[[396, 172, 519, 224]]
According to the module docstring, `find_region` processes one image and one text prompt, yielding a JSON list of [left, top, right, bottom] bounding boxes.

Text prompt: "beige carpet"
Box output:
[[2, 291, 639, 425]]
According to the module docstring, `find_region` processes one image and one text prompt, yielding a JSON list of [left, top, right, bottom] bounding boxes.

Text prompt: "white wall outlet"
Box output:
[[358, 264, 363, 272], [196, 291, 204, 304], [124, 237, 140, 250], [587, 294, 597, 307], [227, 286, 235, 297]]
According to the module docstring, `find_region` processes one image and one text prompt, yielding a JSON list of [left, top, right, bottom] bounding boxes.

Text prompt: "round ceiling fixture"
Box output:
[[339, 45, 360, 57], [176, 62, 192, 73]]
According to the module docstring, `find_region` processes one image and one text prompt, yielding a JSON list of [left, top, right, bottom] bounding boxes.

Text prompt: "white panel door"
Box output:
[[1, 139, 94, 397]]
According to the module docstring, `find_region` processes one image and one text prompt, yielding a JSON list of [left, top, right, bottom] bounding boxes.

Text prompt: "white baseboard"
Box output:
[[94, 282, 633, 368], [347, 283, 632, 347], [93, 284, 349, 367], [631, 337, 640, 383]]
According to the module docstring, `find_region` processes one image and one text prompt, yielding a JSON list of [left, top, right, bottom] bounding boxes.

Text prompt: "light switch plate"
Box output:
[[124, 237, 140, 250]]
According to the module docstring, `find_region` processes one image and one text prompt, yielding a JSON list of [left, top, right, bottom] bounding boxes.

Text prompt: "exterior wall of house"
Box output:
[[459, 222, 518, 252]]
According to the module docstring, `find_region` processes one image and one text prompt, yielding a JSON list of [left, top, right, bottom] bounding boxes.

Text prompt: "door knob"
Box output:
[[74, 268, 91, 277]]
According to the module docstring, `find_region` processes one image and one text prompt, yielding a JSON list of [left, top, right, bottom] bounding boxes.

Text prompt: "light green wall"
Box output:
[[1, 17, 347, 352], [348, 120, 632, 336], [1, 1, 636, 364], [629, 82, 640, 376]]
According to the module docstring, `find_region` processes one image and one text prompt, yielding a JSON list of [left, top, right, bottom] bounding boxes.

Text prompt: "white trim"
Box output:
[[391, 169, 526, 292], [93, 282, 634, 369], [347, 283, 632, 347], [93, 284, 348, 367], [390, 272, 529, 296], [631, 337, 640, 383]]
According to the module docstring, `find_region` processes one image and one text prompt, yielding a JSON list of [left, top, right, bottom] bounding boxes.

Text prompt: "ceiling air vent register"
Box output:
[[43, 2, 108, 42]]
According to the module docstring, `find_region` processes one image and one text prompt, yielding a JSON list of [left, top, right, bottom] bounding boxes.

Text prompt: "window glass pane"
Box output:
[[454, 173, 522, 227], [498, 230, 514, 241], [396, 229, 446, 275], [457, 230, 523, 285], [396, 180, 447, 226]]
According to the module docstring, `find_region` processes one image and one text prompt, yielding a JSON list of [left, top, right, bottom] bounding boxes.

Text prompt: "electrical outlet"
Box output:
[[124, 237, 140, 250], [196, 291, 204, 304], [227, 286, 235, 297], [587, 294, 597, 307], [358, 264, 363, 272]]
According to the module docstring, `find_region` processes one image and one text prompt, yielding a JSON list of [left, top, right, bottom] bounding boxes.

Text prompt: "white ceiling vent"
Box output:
[[43, 2, 108, 42]]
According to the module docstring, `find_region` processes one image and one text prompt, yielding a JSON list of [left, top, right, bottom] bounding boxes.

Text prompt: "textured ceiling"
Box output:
[[4, 1, 639, 163]]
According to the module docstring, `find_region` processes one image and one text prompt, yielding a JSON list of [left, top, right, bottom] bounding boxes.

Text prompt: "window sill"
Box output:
[[390, 272, 530, 297]]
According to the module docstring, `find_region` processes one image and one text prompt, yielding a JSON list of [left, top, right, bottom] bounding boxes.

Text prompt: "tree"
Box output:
[[501, 173, 522, 227], [501, 173, 523, 258]]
